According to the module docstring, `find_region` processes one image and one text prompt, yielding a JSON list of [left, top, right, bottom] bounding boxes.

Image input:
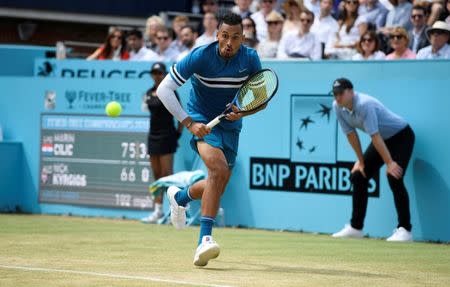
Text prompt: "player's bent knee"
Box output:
[[350, 171, 367, 185], [387, 174, 404, 188]]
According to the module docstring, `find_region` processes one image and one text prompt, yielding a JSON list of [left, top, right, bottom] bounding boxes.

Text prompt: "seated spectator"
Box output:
[[231, 0, 254, 18], [176, 26, 198, 61], [127, 29, 159, 61], [277, 10, 322, 59], [251, 0, 277, 41], [243, 16, 260, 48], [379, 0, 413, 35], [170, 16, 190, 53], [417, 20, 450, 58], [194, 12, 218, 48], [352, 30, 386, 59], [282, 0, 305, 35], [87, 27, 129, 60], [304, 0, 321, 17], [145, 15, 165, 52], [358, 0, 388, 29], [311, 0, 339, 52], [325, 0, 362, 59], [408, 5, 430, 53], [258, 11, 285, 58], [385, 27, 416, 59], [155, 28, 179, 61]]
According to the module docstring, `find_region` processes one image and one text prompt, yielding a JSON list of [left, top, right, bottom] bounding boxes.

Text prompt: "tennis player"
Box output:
[[331, 78, 416, 242], [156, 13, 263, 266]]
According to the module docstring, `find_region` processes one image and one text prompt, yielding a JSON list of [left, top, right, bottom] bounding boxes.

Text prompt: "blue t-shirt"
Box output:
[[170, 41, 262, 130], [333, 92, 408, 139]]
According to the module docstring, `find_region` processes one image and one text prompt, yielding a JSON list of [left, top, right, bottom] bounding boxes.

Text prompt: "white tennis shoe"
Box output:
[[386, 227, 413, 242], [332, 224, 364, 238], [193, 236, 220, 267], [140, 211, 164, 224], [167, 186, 186, 230]]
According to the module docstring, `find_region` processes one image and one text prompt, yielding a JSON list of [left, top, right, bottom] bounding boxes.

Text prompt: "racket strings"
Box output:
[[238, 71, 277, 111]]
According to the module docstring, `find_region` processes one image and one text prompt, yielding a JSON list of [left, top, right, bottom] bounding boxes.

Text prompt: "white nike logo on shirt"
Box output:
[[239, 68, 247, 73]]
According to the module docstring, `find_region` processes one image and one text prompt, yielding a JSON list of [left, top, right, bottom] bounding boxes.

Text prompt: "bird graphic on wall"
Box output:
[[316, 104, 331, 122], [300, 116, 314, 130], [296, 138, 304, 151]]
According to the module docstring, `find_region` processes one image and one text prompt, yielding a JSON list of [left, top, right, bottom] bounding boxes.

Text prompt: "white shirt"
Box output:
[[352, 51, 386, 60], [193, 31, 217, 48], [257, 39, 280, 58], [129, 46, 159, 61], [325, 19, 362, 59], [155, 46, 179, 62], [416, 44, 450, 60], [277, 31, 322, 60], [251, 11, 269, 42], [304, 0, 321, 18], [311, 15, 339, 44], [176, 47, 195, 62]]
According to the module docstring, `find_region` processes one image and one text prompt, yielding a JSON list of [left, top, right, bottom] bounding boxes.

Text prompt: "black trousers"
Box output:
[[350, 125, 415, 231]]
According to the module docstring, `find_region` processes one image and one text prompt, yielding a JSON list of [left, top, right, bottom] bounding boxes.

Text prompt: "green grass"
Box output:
[[0, 214, 449, 287]]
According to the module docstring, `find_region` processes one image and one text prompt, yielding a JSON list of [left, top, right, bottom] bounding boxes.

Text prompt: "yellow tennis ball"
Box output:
[[105, 101, 122, 117]]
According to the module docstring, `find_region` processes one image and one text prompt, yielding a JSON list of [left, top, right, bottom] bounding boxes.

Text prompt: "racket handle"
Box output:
[[206, 116, 222, 129]]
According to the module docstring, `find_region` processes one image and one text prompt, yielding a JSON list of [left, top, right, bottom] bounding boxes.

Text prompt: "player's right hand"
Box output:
[[351, 160, 366, 178], [189, 122, 211, 138]]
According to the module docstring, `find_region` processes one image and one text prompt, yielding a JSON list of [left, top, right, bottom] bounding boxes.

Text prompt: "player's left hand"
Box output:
[[225, 105, 244, 121], [387, 161, 403, 179]]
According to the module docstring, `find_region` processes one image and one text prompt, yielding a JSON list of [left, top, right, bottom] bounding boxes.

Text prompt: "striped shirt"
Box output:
[[170, 41, 261, 130]]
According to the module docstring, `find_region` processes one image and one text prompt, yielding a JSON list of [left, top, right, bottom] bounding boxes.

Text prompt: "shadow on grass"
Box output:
[[204, 260, 390, 278]]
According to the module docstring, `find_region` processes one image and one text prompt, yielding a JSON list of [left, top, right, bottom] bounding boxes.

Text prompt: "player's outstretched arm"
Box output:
[[156, 75, 189, 124], [157, 75, 211, 138]]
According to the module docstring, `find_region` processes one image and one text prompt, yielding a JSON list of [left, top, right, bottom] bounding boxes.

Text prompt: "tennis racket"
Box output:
[[206, 69, 279, 129]]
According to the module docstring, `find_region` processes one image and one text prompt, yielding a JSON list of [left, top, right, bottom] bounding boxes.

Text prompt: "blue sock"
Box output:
[[198, 216, 215, 245], [174, 187, 193, 207]]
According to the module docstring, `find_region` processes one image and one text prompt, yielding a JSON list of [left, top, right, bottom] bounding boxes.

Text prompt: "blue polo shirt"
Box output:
[[170, 41, 261, 131], [333, 92, 408, 139]]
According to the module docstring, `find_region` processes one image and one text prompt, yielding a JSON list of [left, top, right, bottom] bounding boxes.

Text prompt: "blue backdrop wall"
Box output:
[[0, 59, 449, 242]]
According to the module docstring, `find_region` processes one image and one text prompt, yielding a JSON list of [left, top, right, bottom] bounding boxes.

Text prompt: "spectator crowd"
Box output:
[[87, 0, 450, 61]]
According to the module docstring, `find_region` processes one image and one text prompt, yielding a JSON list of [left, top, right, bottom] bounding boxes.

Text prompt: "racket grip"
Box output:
[[206, 116, 221, 129]]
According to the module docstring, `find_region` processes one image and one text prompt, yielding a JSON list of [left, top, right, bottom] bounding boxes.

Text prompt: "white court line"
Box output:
[[0, 265, 235, 287]]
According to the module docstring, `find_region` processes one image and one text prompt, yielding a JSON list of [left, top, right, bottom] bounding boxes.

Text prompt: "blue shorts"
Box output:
[[190, 126, 240, 168]]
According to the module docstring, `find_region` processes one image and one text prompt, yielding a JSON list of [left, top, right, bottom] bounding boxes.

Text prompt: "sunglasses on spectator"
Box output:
[[289, 1, 299, 6], [411, 14, 424, 19], [430, 30, 448, 36], [362, 37, 374, 43], [267, 21, 282, 26], [157, 36, 169, 40], [346, 0, 358, 4], [111, 35, 122, 39], [389, 34, 404, 40], [263, 0, 274, 3], [204, 1, 217, 5], [300, 18, 312, 23], [243, 24, 254, 28]]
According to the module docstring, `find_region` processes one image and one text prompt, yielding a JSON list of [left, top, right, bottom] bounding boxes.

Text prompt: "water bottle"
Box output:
[[56, 41, 66, 59], [216, 207, 225, 227]]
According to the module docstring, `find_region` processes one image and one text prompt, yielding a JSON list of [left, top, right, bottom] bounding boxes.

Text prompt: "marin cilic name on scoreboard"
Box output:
[[39, 114, 155, 210]]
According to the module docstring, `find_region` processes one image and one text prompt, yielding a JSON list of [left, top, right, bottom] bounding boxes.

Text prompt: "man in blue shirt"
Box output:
[[157, 13, 263, 266], [331, 78, 415, 242]]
